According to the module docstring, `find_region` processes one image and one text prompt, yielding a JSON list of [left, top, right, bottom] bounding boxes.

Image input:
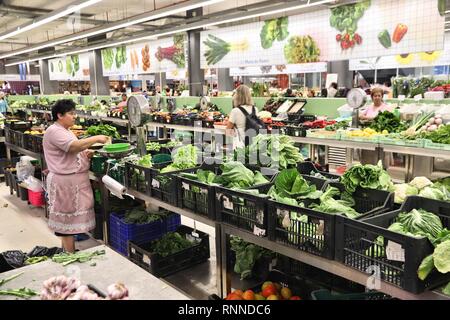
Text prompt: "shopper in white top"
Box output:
[[226, 85, 254, 149]]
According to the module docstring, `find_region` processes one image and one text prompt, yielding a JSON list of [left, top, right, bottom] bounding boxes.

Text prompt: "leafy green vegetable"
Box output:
[[260, 17, 289, 49], [418, 254, 435, 281], [25, 256, 48, 265], [160, 145, 198, 173], [150, 232, 195, 257], [284, 35, 320, 64], [423, 124, 450, 145], [394, 183, 419, 204], [270, 169, 319, 200], [443, 281, 450, 296], [369, 111, 407, 133], [433, 240, 450, 274], [418, 186, 447, 201], [52, 250, 105, 266], [398, 209, 443, 242], [123, 208, 162, 224], [309, 186, 360, 219], [87, 124, 120, 139], [330, 1, 371, 33], [0, 288, 38, 299], [0, 272, 24, 287], [341, 161, 394, 193], [230, 236, 273, 280], [115, 45, 127, 69]]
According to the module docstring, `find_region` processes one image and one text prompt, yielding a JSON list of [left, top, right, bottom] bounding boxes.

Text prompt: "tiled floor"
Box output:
[[0, 184, 99, 253]]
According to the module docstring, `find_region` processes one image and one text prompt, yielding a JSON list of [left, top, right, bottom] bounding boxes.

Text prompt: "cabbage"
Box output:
[[433, 240, 450, 274], [394, 183, 418, 204], [409, 177, 433, 190], [398, 209, 443, 242], [418, 186, 446, 201]]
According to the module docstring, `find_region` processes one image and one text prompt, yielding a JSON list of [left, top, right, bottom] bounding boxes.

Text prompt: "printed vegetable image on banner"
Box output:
[[101, 34, 187, 76], [48, 53, 90, 81], [200, 0, 445, 68]]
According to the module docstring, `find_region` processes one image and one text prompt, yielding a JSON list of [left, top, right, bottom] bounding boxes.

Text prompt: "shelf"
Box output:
[[383, 145, 450, 160], [220, 224, 449, 301], [28, 109, 129, 125], [146, 122, 226, 135], [126, 190, 217, 227], [291, 136, 378, 151], [5, 142, 42, 160]]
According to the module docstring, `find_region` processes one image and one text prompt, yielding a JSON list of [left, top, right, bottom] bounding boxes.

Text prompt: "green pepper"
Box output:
[[378, 30, 391, 49], [438, 0, 446, 16]]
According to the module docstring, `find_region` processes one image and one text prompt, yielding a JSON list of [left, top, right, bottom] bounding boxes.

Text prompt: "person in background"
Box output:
[[164, 86, 171, 97], [327, 82, 338, 98], [307, 89, 316, 98], [321, 88, 328, 97], [155, 86, 161, 95], [43, 100, 109, 252], [284, 88, 296, 98], [2, 81, 11, 93], [226, 85, 256, 149], [116, 93, 127, 112], [0, 92, 8, 115], [360, 87, 393, 121]]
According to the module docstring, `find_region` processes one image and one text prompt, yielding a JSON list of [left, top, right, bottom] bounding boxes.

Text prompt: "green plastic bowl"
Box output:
[[104, 143, 130, 153]]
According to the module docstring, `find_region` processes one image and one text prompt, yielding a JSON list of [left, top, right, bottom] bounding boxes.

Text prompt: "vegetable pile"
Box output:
[[40, 275, 129, 300], [394, 177, 449, 204], [87, 124, 120, 139], [284, 35, 320, 64], [226, 281, 301, 300], [341, 161, 394, 193], [369, 111, 407, 134], [150, 232, 196, 257], [51, 249, 105, 266], [230, 236, 273, 280], [240, 134, 304, 170], [422, 124, 450, 144], [123, 208, 164, 225], [160, 144, 198, 173]]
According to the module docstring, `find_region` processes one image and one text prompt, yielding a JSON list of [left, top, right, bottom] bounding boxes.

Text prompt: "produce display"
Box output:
[[160, 144, 198, 173], [225, 281, 301, 300], [230, 236, 273, 280], [86, 124, 120, 139], [341, 161, 394, 193], [394, 177, 450, 204], [150, 232, 196, 257], [369, 111, 407, 134], [40, 275, 129, 300], [123, 208, 164, 224]]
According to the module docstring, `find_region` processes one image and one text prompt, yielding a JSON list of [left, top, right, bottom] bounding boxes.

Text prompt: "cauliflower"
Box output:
[[394, 183, 418, 204], [409, 177, 433, 190], [419, 186, 446, 201]]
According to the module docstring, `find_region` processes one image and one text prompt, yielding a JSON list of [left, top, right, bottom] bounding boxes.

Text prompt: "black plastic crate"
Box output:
[[149, 162, 200, 206], [124, 162, 152, 195], [177, 164, 276, 221], [327, 182, 395, 219], [128, 225, 210, 278], [298, 161, 340, 180], [215, 183, 272, 237], [335, 196, 450, 294], [286, 126, 306, 137], [29, 135, 44, 154]]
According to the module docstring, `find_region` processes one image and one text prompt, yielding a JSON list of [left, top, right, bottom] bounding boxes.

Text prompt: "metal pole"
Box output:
[[374, 68, 378, 84]]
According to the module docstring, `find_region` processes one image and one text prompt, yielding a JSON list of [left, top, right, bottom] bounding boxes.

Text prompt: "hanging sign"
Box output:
[[48, 53, 90, 81], [229, 62, 327, 76], [200, 0, 445, 68]]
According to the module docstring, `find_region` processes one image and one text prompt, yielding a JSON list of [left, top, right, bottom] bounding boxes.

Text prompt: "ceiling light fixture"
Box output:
[[0, 0, 225, 60], [0, 0, 103, 42], [5, 0, 335, 65]]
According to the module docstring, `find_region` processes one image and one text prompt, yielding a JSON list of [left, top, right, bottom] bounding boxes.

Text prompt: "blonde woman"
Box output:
[[226, 85, 255, 149]]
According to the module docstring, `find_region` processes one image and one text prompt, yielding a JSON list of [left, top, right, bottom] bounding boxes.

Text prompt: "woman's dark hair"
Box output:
[[52, 99, 76, 121], [331, 82, 338, 90]]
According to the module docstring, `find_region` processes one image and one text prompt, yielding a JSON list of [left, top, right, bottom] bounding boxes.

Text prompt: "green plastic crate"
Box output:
[[424, 139, 450, 151]]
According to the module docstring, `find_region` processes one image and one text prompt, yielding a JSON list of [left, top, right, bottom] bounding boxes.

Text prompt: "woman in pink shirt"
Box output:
[[43, 100, 108, 252], [360, 87, 392, 120]]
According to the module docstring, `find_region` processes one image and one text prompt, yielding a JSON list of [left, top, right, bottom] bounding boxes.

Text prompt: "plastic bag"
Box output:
[[25, 176, 43, 192], [16, 158, 35, 181], [28, 246, 63, 258], [0, 250, 27, 272]]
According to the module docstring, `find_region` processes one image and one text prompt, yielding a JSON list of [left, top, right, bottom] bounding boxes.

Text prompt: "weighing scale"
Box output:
[[128, 95, 152, 156], [346, 88, 367, 128]]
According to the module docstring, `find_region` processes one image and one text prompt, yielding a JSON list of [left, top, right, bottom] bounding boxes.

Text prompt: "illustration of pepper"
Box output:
[[438, 0, 446, 16], [393, 24, 408, 43], [378, 30, 391, 49]]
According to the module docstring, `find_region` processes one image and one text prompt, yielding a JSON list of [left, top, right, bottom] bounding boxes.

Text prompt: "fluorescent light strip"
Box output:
[[5, 0, 334, 65], [0, 0, 224, 59], [0, 0, 102, 42]]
